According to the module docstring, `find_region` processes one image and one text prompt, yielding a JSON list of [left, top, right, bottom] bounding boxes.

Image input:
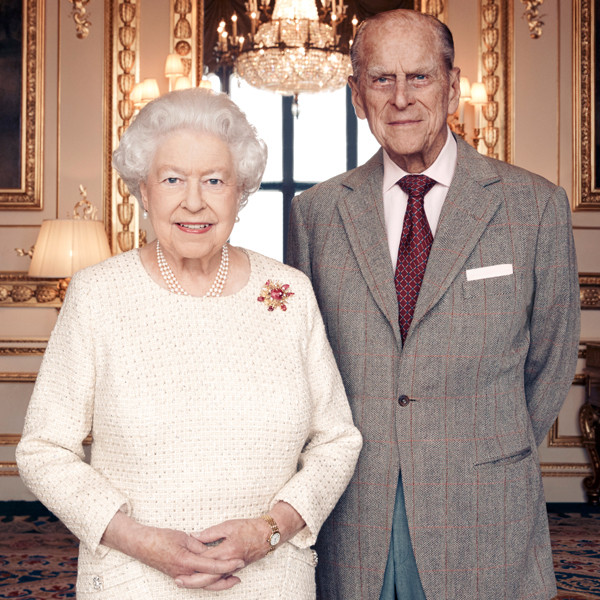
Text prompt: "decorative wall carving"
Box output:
[[104, 0, 139, 253], [520, 0, 545, 39], [479, 0, 513, 163], [415, 0, 447, 21], [0, 273, 63, 308], [67, 0, 92, 39], [580, 273, 600, 310]]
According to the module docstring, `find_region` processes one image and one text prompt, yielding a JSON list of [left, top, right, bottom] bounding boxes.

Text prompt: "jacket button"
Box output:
[[398, 395, 410, 407]]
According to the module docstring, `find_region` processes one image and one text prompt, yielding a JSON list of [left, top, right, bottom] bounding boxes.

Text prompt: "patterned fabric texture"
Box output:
[[1, 512, 598, 599], [15, 249, 362, 600], [394, 174, 436, 343]]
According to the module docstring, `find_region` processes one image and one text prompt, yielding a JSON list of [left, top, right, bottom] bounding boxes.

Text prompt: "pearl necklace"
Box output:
[[156, 240, 229, 297]]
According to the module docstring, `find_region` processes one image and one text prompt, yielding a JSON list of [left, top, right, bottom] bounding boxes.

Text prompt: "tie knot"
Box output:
[[398, 174, 436, 200]]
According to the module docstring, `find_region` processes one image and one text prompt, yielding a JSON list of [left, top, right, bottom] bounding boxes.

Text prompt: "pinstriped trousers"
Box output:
[[379, 472, 427, 600]]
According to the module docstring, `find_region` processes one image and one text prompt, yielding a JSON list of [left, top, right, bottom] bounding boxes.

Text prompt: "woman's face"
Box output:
[[140, 129, 240, 264]]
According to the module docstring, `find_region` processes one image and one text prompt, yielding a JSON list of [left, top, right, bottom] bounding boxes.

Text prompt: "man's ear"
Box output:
[[447, 67, 461, 116], [348, 76, 367, 120]]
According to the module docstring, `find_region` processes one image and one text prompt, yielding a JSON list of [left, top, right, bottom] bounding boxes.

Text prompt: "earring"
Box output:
[[143, 210, 148, 220], [235, 215, 240, 223]]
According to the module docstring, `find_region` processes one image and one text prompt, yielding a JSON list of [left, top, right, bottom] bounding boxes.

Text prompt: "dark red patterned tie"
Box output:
[[395, 175, 436, 343]]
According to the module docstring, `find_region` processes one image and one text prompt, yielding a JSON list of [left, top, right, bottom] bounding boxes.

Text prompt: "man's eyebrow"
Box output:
[[365, 66, 393, 78]]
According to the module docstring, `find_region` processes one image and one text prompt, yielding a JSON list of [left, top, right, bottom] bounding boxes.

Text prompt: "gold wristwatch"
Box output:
[[260, 513, 281, 553]]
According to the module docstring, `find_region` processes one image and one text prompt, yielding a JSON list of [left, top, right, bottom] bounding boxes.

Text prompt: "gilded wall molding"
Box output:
[[0, 462, 19, 477], [0, 338, 48, 356], [479, 0, 513, 163], [172, 0, 198, 83], [0, 435, 22, 447], [540, 462, 593, 477], [580, 272, 600, 310], [574, 0, 600, 210], [104, 0, 140, 253], [0, 273, 63, 307], [0, 373, 37, 383], [415, 0, 447, 22], [0, 0, 44, 210]]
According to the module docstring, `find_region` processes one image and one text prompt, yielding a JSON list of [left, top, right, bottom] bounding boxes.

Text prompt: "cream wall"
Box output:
[[1, 0, 598, 502]]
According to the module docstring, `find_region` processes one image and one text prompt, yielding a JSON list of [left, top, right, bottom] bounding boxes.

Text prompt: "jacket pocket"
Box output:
[[76, 559, 150, 598], [279, 544, 317, 599], [463, 272, 518, 299], [474, 446, 532, 468]]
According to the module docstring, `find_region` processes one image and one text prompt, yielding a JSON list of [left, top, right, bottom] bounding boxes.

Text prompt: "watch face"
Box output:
[[270, 532, 281, 546]]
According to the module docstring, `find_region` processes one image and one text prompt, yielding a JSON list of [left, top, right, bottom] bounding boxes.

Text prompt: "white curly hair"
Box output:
[[112, 87, 268, 209]]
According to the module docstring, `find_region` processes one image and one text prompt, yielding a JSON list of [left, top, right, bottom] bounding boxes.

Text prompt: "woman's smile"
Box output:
[[175, 222, 214, 233]]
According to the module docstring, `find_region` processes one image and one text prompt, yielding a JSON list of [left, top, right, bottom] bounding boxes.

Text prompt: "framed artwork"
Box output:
[[0, 0, 44, 210]]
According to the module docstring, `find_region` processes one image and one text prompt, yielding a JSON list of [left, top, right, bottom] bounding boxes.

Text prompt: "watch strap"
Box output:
[[260, 513, 280, 553]]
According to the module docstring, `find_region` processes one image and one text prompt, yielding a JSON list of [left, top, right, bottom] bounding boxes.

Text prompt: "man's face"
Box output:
[[349, 18, 460, 173]]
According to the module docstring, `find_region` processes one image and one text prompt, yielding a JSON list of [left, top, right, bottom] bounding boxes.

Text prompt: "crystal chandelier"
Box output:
[[215, 0, 357, 106]]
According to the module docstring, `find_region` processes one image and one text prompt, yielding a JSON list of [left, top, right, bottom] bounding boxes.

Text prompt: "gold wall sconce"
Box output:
[[130, 53, 207, 112], [469, 81, 489, 152], [452, 77, 490, 155]]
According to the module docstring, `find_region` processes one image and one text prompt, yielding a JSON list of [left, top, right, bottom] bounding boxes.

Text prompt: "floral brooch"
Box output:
[[258, 280, 294, 312]]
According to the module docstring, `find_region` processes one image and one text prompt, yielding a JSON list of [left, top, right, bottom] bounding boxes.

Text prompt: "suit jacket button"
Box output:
[[398, 395, 410, 407]]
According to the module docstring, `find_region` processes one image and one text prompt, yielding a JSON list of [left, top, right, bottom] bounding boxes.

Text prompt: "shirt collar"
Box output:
[[382, 127, 458, 193]]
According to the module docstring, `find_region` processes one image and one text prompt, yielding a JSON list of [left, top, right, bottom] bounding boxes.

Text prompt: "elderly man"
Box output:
[[287, 8, 580, 600]]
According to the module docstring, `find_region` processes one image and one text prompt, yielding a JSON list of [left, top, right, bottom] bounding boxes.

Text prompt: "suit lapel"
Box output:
[[409, 138, 503, 333], [336, 151, 403, 347]]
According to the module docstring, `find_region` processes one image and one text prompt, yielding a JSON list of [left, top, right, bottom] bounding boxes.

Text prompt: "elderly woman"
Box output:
[[16, 88, 361, 599]]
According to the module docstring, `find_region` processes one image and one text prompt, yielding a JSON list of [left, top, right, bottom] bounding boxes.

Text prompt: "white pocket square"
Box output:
[[466, 263, 513, 281]]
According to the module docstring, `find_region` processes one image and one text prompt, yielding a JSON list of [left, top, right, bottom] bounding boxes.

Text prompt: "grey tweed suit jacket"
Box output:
[[287, 137, 580, 600]]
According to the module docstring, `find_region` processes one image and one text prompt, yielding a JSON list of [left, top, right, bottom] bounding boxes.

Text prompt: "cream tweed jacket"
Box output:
[[16, 248, 362, 600]]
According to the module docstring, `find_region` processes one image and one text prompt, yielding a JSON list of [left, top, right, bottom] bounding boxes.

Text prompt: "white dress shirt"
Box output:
[[382, 128, 458, 265]]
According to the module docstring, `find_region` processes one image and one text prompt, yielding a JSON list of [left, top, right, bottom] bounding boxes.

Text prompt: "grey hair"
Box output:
[[112, 88, 268, 209], [351, 9, 455, 81]]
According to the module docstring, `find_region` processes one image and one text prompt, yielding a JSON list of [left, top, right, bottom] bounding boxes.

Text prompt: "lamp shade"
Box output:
[[174, 76, 193, 90], [469, 82, 488, 105], [29, 219, 111, 278], [141, 78, 160, 102], [164, 53, 185, 78], [459, 76, 471, 100]]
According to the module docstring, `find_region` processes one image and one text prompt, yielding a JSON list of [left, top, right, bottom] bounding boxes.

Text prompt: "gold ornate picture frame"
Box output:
[[574, 0, 600, 210], [0, 0, 44, 210]]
